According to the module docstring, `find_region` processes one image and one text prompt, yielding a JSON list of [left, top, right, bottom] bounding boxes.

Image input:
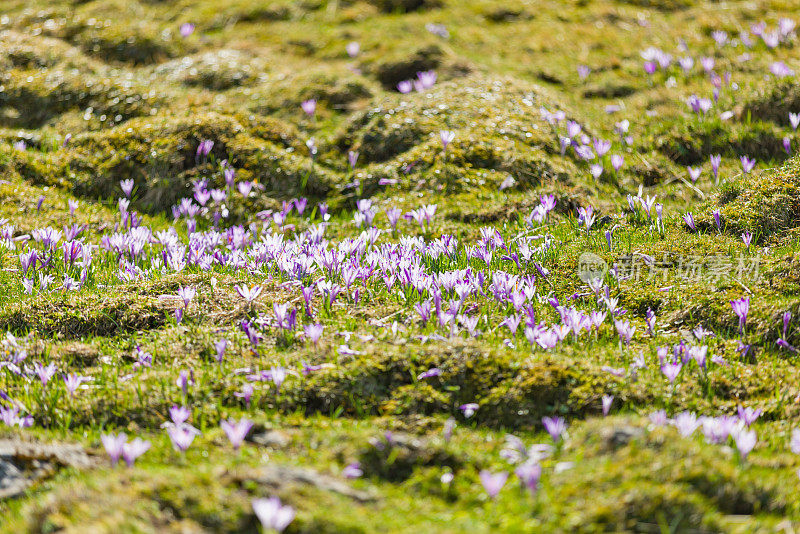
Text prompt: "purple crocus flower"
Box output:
[[683, 212, 695, 231], [730, 296, 750, 334], [101, 433, 127, 466], [304, 323, 323, 345], [235, 284, 262, 303], [221, 417, 253, 450], [397, 80, 413, 93], [737, 405, 761, 427], [602, 395, 614, 416], [790, 113, 800, 131], [673, 411, 700, 437], [479, 470, 508, 499], [710, 154, 721, 183], [179, 23, 195, 37], [440, 130, 455, 151], [177, 286, 195, 308], [214, 339, 227, 363], [348, 150, 359, 170], [740, 155, 756, 174], [343, 462, 363, 479], [784, 136, 792, 155], [252, 497, 295, 533], [346, 41, 360, 57], [459, 403, 479, 418], [733, 428, 757, 459], [167, 425, 195, 452], [301, 99, 317, 116], [34, 362, 57, 386], [712, 209, 721, 231], [661, 361, 682, 383], [741, 232, 753, 250], [687, 166, 701, 183], [63, 373, 89, 397], [122, 438, 151, 467], [417, 368, 441, 380], [120, 179, 135, 198], [515, 461, 542, 495], [542, 416, 566, 443]]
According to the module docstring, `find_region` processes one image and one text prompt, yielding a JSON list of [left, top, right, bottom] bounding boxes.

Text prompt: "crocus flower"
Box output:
[[440, 130, 455, 151], [602, 395, 613, 416], [741, 232, 753, 250], [346, 41, 360, 57], [304, 323, 323, 345], [235, 284, 262, 303], [733, 428, 757, 459], [221, 417, 253, 450], [459, 403, 479, 418], [120, 179, 135, 198], [710, 154, 721, 183], [479, 470, 508, 499], [252, 497, 295, 533], [683, 212, 695, 231], [397, 80, 413, 93], [791, 428, 800, 454], [179, 23, 194, 37], [737, 405, 761, 427], [214, 339, 227, 363], [730, 297, 750, 334], [301, 99, 317, 116], [101, 432, 127, 466], [63, 373, 89, 397], [542, 416, 566, 443], [790, 113, 800, 130], [740, 155, 756, 174], [167, 425, 195, 452], [343, 462, 363, 479], [712, 209, 721, 231], [347, 150, 359, 170], [177, 286, 195, 308], [687, 166, 701, 183], [515, 461, 542, 495], [661, 361, 682, 383], [122, 438, 151, 467]]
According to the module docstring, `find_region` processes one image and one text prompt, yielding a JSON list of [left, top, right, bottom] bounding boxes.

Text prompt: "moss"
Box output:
[[743, 79, 800, 124], [547, 417, 790, 531], [699, 156, 800, 241], [651, 116, 788, 166], [152, 49, 267, 90], [15, 111, 337, 214], [366, 0, 443, 14], [358, 432, 461, 481], [0, 32, 161, 129]]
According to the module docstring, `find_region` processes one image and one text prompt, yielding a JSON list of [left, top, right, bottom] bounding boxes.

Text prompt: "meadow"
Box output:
[[0, 0, 799, 531]]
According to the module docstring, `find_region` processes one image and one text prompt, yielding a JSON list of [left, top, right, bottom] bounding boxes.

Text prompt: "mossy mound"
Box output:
[[43, 13, 185, 65], [14, 112, 339, 213], [743, 79, 800, 125], [699, 156, 800, 242], [650, 116, 789, 166], [0, 31, 163, 130], [547, 417, 790, 531], [151, 49, 268, 90], [334, 76, 582, 192], [280, 340, 616, 428]]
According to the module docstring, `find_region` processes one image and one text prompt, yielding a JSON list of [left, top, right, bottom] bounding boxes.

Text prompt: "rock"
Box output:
[[229, 465, 377, 503], [248, 429, 291, 448], [0, 439, 96, 499], [596, 424, 645, 451]]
